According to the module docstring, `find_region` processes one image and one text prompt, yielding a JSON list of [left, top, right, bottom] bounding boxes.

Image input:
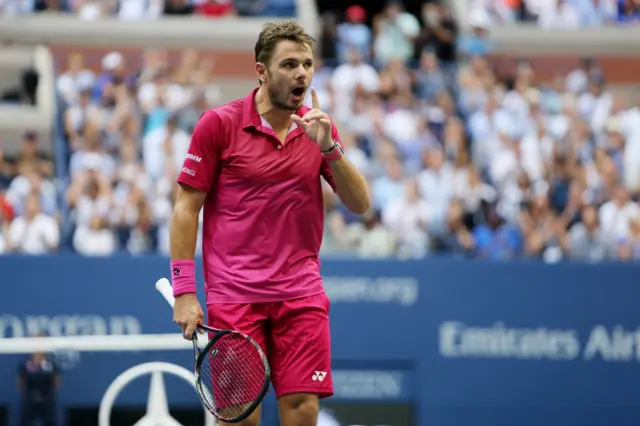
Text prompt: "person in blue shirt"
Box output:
[[336, 5, 372, 65], [472, 202, 522, 259]]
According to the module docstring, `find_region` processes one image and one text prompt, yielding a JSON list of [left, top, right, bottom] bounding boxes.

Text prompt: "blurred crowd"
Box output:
[[470, 0, 640, 27], [0, 0, 295, 18], [1, 0, 640, 264]]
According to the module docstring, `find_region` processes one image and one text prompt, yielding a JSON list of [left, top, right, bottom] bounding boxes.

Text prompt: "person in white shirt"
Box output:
[[142, 115, 190, 181], [537, 0, 581, 28], [330, 48, 380, 123], [382, 178, 431, 258], [8, 193, 59, 255], [417, 148, 455, 231], [598, 185, 640, 243], [67, 171, 116, 256], [56, 53, 96, 106], [345, 208, 397, 258], [117, 0, 163, 20]]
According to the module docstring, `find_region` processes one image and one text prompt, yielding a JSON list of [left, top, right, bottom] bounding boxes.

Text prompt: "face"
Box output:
[[447, 200, 463, 224], [25, 194, 39, 219], [582, 206, 597, 227], [258, 40, 314, 111], [406, 179, 419, 201]]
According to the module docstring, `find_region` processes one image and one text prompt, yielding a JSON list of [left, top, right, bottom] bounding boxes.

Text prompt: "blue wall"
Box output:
[[1, 255, 640, 426]]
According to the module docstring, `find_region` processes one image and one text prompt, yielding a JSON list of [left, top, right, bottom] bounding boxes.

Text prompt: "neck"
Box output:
[[255, 86, 294, 131]]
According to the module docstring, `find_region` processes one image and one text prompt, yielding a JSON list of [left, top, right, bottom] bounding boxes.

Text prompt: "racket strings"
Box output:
[[198, 333, 268, 420]]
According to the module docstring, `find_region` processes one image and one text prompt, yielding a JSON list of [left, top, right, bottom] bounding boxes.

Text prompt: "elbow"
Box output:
[[347, 197, 371, 216]]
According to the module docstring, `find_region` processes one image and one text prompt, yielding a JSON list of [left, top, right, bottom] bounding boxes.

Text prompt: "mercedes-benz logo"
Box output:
[[98, 361, 215, 426]]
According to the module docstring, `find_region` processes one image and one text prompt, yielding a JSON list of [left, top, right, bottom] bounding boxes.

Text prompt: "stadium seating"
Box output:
[[1, 0, 640, 263]]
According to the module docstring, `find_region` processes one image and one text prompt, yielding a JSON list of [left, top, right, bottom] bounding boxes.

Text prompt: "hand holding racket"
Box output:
[[172, 291, 205, 340], [155, 278, 270, 423]]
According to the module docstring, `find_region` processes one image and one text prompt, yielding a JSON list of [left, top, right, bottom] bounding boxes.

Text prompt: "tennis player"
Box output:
[[168, 20, 370, 426]]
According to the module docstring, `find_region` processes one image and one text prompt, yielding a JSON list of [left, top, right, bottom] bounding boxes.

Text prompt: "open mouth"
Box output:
[[291, 87, 305, 97]]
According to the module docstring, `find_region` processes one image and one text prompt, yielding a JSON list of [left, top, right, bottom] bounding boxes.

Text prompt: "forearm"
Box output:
[[330, 157, 371, 215], [169, 208, 200, 261]]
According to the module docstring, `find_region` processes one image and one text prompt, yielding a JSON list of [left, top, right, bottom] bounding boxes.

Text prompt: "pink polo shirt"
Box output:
[[177, 87, 338, 304]]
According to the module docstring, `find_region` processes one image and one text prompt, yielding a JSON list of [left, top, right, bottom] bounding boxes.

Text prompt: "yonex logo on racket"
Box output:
[[312, 371, 327, 382]]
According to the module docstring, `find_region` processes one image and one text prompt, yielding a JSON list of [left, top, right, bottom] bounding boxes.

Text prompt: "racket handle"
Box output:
[[155, 278, 176, 308]]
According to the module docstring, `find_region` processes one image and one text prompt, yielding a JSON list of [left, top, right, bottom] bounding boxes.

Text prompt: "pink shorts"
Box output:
[[207, 292, 333, 400]]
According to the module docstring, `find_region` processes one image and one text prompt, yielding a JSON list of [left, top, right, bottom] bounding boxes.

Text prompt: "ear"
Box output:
[[256, 62, 268, 85]]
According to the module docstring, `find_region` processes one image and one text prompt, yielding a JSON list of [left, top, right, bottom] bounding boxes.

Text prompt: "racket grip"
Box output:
[[155, 278, 176, 308]]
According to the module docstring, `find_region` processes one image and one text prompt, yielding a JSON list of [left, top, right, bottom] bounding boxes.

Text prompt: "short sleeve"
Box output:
[[320, 123, 339, 193], [177, 110, 222, 193]]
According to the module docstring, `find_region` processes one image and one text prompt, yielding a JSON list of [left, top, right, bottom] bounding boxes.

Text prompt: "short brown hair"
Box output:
[[255, 20, 315, 66]]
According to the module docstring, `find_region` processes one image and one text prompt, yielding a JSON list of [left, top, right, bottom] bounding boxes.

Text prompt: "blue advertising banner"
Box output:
[[0, 255, 639, 426]]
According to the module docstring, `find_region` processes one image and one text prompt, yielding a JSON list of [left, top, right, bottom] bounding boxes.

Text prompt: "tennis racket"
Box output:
[[155, 278, 270, 423]]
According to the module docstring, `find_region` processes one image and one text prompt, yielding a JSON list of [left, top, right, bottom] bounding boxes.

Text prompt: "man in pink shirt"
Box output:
[[168, 20, 370, 426]]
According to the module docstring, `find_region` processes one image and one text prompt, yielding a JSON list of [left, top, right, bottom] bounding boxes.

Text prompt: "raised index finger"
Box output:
[[311, 87, 320, 110]]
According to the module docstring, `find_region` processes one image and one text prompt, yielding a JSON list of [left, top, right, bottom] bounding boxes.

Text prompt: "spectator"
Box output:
[[67, 169, 116, 256], [567, 204, 613, 261], [458, 9, 492, 57], [164, 0, 194, 15], [0, 146, 13, 190], [415, 1, 458, 77], [417, 147, 455, 230], [117, 0, 163, 20], [7, 192, 60, 255], [373, 1, 421, 67], [195, 0, 236, 17], [537, 0, 582, 28], [415, 49, 447, 104], [598, 185, 640, 243], [330, 48, 380, 122], [56, 53, 96, 107], [433, 199, 475, 257], [0, 0, 33, 15], [15, 132, 54, 179], [142, 115, 190, 181], [474, 202, 522, 259], [382, 178, 431, 258], [335, 5, 372, 65], [0, 190, 13, 254], [38, 3, 640, 265], [5, 160, 58, 218], [617, 216, 640, 260], [617, 0, 640, 22], [371, 155, 406, 212], [74, 0, 113, 20], [92, 51, 129, 103], [68, 123, 117, 181], [64, 89, 102, 152], [342, 209, 396, 258]]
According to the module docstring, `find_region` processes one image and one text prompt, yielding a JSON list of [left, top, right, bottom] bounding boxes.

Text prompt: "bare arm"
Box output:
[[328, 156, 371, 215], [169, 183, 207, 339], [169, 184, 207, 261]]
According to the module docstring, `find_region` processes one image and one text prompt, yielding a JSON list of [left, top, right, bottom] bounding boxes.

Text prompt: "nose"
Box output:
[[294, 64, 307, 79]]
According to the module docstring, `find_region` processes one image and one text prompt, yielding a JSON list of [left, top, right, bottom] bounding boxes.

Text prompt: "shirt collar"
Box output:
[[241, 86, 306, 129]]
